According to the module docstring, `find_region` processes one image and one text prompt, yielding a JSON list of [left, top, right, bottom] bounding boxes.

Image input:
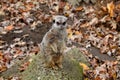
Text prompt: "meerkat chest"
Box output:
[[53, 34, 65, 44]]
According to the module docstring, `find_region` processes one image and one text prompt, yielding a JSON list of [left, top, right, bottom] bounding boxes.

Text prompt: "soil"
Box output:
[[1, 23, 51, 45]]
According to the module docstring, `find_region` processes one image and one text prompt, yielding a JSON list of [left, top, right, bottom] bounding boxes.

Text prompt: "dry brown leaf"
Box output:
[[59, 1, 66, 9], [84, 78, 89, 80], [9, 0, 14, 3], [64, 3, 71, 11], [107, 1, 115, 17], [31, 46, 40, 54], [89, 17, 99, 26], [110, 20, 117, 29], [14, 49, 23, 58], [5, 25, 14, 31], [68, 32, 73, 38], [101, 6, 107, 12], [113, 73, 117, 80], [75, 6, 83, 11], [0, 77, 4, 80], [103, 34, 113, 46], [19, 61, 30, 71], [0, 51, 3, 60], [116, 4, 120, 9], [116, 16, 120, 22], [67, 28, 72, 33], [64, 12, 69, 17], [44, 15, 51, 22], [0, 65, 7, 72], [100, 15, 111, 22], [94, 76, 101, 80], [67, 28, 73, 38], [79, 62, 89, 71], [75, 31, 81, 35]]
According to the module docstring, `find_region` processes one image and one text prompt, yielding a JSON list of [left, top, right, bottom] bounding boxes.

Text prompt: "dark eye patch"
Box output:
[[56, 22, 60, 25], [53, 20, 55, 23], [62, 22, 66, 25]]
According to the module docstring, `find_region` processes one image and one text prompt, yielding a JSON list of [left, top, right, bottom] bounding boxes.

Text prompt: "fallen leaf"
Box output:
[[75, 31, 81, 35], [19, 61, 30, 71], [79, 62, 89, 71], [0, 77, 4, 80], [75, 6, 83, 11], [100, 15, 111, 22], [101, 6, 107, 12], [113, 73, 117, 80], [64, 12, 69, 17], [0, 51, 3, 60], [84, 78, 89, 80], [0, 64, 7, 72], [89, 17, 99, 26], [64, 3, 71, 11], [59, 1, 66, 9], [54, 6, 59, 12], [116, 16, 120, 22], [30, 46, 40, 54], [67, 28, 73, 38], [5, 25, 14, 31], [94, 76, 101, 80], [107, 1, 115, 17], [110, 20, 117, 29]]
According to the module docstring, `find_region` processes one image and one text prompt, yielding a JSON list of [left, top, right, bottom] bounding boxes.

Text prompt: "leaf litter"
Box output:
[[0, 0, 120, 80]]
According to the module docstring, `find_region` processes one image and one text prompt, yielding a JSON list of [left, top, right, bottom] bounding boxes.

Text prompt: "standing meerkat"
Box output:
[[40, 15, 67, 69]]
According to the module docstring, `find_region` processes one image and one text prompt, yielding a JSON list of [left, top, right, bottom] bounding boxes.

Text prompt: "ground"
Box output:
[[0, 0, 120, 80]]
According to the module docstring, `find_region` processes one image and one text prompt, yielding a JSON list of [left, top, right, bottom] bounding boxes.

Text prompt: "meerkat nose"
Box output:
[[60, 26, 64, 30], [60, 26, 63, 28]]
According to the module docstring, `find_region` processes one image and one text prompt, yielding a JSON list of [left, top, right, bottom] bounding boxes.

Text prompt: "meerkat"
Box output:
[[40, 15, 67, 69]]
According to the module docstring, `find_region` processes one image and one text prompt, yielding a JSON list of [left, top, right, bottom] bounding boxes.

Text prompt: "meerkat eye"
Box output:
[[53, 20, 55, 23], [56, 22, 60, 25], [62, 22, 66, 25]]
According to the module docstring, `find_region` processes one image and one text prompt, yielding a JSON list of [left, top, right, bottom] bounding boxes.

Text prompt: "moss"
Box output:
[[22, 48, 89, 80]]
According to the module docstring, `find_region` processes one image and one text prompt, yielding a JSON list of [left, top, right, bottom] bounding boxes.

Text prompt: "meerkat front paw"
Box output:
[[52, 65, 59, 70], [50, 44, 58, 53], [57, 64, 63, 69]]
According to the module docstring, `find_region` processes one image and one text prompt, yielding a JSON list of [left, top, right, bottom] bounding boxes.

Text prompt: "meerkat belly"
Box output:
[[50, 39, 65, 53]]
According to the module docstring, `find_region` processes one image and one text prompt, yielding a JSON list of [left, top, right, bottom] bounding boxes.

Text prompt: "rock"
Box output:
[[21, 48, 89, 80]]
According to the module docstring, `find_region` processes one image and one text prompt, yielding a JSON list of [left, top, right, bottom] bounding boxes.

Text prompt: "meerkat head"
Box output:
[[52, 15, 67, 30]]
